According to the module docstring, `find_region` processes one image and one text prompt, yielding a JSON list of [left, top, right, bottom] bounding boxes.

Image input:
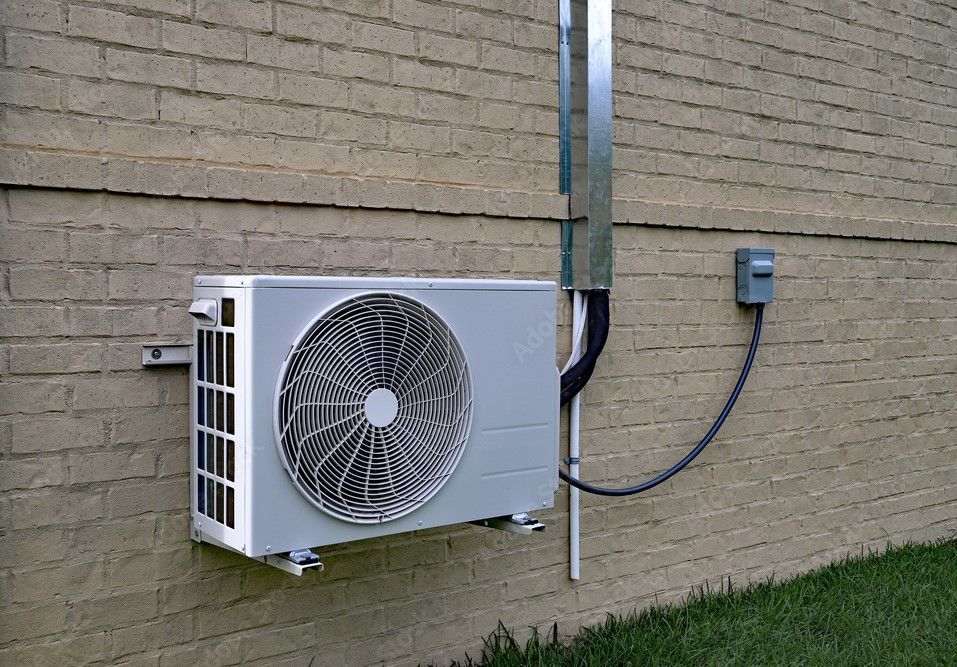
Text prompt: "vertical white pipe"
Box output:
[[569, 291, 583, 581]]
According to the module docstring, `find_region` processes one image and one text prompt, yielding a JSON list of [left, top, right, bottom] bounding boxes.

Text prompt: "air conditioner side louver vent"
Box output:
[[275, 292, 473, 524]]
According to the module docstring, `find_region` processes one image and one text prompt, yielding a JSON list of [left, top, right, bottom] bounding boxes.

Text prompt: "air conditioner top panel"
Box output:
[[194, 275, 556, 291]]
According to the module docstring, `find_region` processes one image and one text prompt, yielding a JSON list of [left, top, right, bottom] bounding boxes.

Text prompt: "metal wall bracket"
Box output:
[[261, 549, 324, 576], [141, 344, 192, 367], [561, 220, 574, 289], [471, 513, 546, 535]]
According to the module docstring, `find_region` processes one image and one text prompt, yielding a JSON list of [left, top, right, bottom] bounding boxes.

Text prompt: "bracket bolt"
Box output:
[[151, 348, 162, 360]]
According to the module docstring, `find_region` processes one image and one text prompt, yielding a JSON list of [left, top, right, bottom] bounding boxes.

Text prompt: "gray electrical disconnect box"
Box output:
[[736, 248, 775, 304]]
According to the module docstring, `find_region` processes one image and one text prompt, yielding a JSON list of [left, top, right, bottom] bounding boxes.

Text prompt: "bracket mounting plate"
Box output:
[[471, 513, 546, 535], [141, 344, 192, 367]]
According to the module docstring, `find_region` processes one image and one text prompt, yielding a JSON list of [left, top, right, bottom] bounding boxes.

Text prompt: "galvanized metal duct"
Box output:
[[560, 0, 613, 290]]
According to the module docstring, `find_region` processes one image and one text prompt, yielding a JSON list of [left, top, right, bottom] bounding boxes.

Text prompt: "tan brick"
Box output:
[[323, 48, 390, 82], [162, 20, 244, 60], [0, 561, 104, 602], [108, 479, 187, 517], [0, 382, 67, 416], [483, 44, 539, 75], [389, 121, 451, 152], [112, 0, 189, 15], [112, 615, 194, 657], [354, 21, 415, 56], [66, 5, 157, 48], [159, 638, 242, 666], [0, 633, 108, 666], [5, 34, 100, 77], [11, 415, 103, 452], [68, 450, 155, 484], [76, 517, 156, 554], [76, 590, 159, 631], [418, 93, 477, 123], [276, 3, 351, 43], [196, 0, 271, 31], [0, 71, 61, 110], [419, 33, 479, 66], [275, 139, 351, 172], [456, 10, 510, 41], [0, 306, 68, 337], [106, 269, 190, 301], [394, 0, 454, 31], [0, 457, 66, 491], [196, 62, 274, 98], [243, 103, 317, 138], [326, 0, 389, 18], [0, 0, 61, 32], [319, 111, 387, 144], [277, 73, 348, 107], [241, 623, 316, 661], [0, 602, 69, 642], [0, 226, 65, 261], [10, 267, 106, 301], [106, 49, 191, 88], [197, 600, 272, 638], [247, 36, 319, 71], [160, 91, 242, 130], [113, 407, 189, 444]]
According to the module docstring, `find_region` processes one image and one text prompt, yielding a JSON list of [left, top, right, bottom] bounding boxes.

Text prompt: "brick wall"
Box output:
[[1, 0, 956, 665], [1, 0, 954, 221]]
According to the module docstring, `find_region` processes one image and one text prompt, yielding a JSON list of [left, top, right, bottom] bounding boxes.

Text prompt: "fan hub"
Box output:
[[364, 388, 399, 427]]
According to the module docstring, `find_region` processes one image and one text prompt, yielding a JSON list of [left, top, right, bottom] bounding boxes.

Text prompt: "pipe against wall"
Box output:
[[569, 291, 584, 580]]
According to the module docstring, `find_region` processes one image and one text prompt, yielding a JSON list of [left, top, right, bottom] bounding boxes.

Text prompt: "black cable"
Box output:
[[560, 304, 764, 496], [560, 290, 609, 406]]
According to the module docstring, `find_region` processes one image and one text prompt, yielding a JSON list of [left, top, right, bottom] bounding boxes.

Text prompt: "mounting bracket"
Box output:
[[471, 513, 546, 535], [261, 549, 324, 576], [141, 344, 192, 367]]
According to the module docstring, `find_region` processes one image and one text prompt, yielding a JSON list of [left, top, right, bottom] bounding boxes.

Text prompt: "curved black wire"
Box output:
[[560, 290, 609, 406], [560, 304, 764, 497]]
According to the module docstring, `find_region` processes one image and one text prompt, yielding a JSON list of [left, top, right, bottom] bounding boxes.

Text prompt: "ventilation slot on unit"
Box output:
[[196, 298, 237, 529], [275, 293, 473, 524]]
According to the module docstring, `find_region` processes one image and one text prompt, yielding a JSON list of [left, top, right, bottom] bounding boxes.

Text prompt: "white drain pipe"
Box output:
[[568, 291, 584, 580]]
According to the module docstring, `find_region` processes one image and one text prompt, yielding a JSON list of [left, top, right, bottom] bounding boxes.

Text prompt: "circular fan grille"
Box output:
[[274, 292, 473, 524]]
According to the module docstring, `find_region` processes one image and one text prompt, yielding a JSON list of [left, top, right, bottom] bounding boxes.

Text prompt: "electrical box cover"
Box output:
[[736, 248, 775, 304]]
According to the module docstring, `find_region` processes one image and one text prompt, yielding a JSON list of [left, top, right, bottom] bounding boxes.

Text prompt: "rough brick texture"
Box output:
[[0, 0, 954, 223], [2, 187, 955, 665], [1, 0, 956, 666]]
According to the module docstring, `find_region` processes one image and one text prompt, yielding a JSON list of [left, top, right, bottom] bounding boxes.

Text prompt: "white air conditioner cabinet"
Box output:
[[190, 275, 559, 558]]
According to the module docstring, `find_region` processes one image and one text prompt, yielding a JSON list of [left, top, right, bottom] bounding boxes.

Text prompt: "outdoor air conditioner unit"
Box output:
[[189, 276, 558, 573]]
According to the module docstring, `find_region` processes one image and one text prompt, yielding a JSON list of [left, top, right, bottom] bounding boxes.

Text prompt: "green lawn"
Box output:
[[453, 540, 957, 666]]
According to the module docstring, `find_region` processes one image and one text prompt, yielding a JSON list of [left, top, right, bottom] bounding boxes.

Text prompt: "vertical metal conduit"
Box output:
[[561, 0, 613, 291], [559, 0, 573, 196], [559, 0, 614, 580]]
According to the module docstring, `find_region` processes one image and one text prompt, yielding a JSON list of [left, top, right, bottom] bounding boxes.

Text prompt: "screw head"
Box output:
[[417, 520, 423, 526], [265, 546, 271, 552], [151, 348, 162, 360]]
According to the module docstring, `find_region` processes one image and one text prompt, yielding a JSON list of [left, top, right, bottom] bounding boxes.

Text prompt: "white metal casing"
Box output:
[[191, 275, 559, 557]]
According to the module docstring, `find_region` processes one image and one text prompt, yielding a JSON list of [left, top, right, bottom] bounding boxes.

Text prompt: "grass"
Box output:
[[451, 540, 957, 666]]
